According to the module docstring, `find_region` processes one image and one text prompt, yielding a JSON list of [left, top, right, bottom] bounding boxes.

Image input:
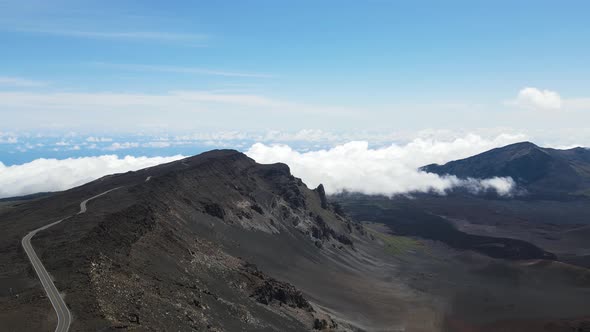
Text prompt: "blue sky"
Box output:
[[1, 0, 590, 165]]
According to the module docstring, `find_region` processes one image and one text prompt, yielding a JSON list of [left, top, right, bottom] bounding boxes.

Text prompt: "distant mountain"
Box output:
[[0, 192, 53, 202], [422, 142, 590, 198]]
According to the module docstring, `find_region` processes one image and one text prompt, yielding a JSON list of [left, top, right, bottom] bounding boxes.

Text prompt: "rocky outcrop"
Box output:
[[251, 278, 313, 311], [314, 317, 338, 330], [315, 184, 329, 209], [203, 202, 225, 219]]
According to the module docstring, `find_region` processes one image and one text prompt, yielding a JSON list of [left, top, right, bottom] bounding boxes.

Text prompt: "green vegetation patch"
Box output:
[[368, 228, 423, 256]]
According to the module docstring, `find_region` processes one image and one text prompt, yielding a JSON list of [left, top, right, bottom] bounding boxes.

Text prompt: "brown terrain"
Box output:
[[1, 149, 589, 331]]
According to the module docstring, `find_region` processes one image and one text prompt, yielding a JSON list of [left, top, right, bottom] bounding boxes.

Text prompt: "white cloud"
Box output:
[[171, 90, 281, 107], [174, 131, 251, 142], [16, 28, 208, 44], [0, 155, 184, 198], [245, 134, 522, 197], [514, 87, 562, 110], [0, 136, 18, 144], [86, 136, 113, 142], [91, 62, 274, 78], [0, 91, 359, 130], [0, 91, 279, 109], [261, 129, 341, 142], [142, 141, 171, 148], [171, 129, 526, 146], [104, 142, 140, 150], [476, 177, 515, 196], [563, 97, 590, 111], [0, 133, 547, 199]]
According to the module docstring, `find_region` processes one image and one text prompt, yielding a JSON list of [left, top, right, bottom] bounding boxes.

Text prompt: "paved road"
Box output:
[[21, 188, 120, 332]]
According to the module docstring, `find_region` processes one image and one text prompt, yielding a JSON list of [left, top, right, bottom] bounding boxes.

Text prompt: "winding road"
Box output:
[[21, 188, 120, 332]]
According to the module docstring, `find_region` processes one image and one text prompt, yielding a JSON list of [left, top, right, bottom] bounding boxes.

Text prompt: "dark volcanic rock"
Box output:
[[250, 203, 263, 214], [311, 214, 337, 242], [203, 202, 225, 219], [252, 279, 314, 311], [422, 142, 590, 198], [338, 199, 556, 261], [5, 149, 361, 331], [313, 317, 337, 330], [336, 234, 353, 246], [255, 163, 307, 208], [315, 184, 329, 209], [3, 148, 590, 332]]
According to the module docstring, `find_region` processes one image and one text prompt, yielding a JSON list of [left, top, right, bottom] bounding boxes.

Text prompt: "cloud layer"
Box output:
[[0, 155, 183, 198], [0, 134, 525, 199], [246, 135, 521, 197]]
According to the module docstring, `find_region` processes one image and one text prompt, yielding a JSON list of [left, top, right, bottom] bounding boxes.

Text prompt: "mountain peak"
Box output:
[[8, 148, 366, 331], [422, 142, 590, 197], [182, 149, 249, 164], [502, 141, 539, 150]]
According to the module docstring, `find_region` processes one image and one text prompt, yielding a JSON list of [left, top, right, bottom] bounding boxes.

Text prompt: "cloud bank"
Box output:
[[246, 135, 520, 197], [0, 134, 523, 199], [0, 155, 184, 199]]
